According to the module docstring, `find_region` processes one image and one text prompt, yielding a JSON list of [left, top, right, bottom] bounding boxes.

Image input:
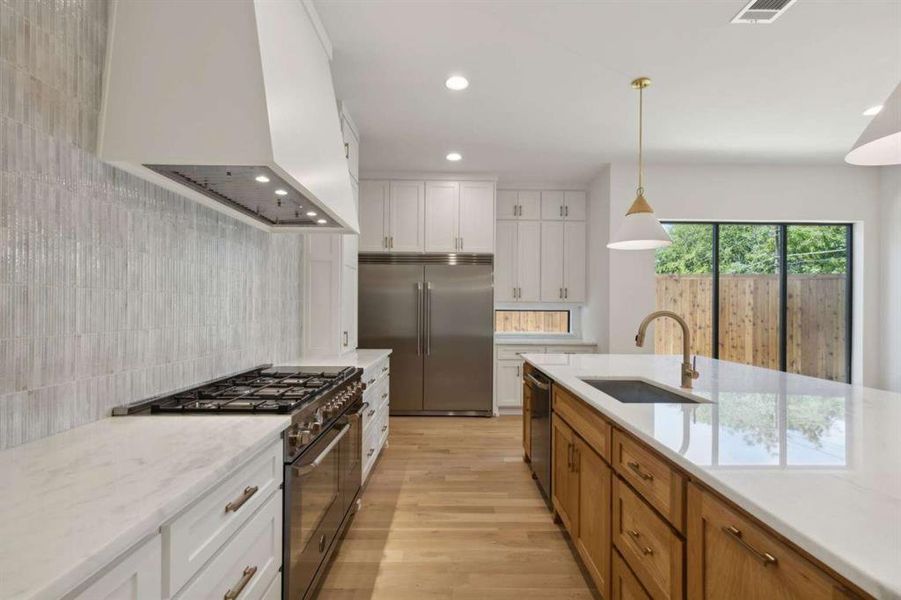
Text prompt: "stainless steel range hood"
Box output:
[[98, 0, 358, 233]]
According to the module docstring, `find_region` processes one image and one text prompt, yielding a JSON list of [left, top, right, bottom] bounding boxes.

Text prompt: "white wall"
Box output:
[[583, 166, 610, 350], [879, 166, 901, 392], [606, 163, 882, 386]]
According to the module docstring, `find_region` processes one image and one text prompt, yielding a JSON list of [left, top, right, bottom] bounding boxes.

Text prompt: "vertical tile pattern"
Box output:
[[0, 0, 304, 450]]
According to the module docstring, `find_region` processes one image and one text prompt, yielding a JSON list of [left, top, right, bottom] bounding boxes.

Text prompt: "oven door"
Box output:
[[284, 419, 350, 600]]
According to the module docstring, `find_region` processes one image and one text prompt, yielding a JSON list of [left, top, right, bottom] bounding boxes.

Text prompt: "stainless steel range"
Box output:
[[114, 365, 365, 599]]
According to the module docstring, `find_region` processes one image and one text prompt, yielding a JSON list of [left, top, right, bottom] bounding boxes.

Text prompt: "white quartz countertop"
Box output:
[[0, 415, 291, 600], [280, 348, 391, 370], [523, 353, 901, 599]]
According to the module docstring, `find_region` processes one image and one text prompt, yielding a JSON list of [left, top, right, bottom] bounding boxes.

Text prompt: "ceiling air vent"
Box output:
[[731, 0, 798, 24]]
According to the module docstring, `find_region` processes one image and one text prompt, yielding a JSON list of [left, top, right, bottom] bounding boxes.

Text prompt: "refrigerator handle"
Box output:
[[426, 282, 432, 355], [416, 282, 423, 356]]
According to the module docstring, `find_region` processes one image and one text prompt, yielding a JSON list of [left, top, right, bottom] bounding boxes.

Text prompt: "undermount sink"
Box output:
[[580, 379, 700, 404]]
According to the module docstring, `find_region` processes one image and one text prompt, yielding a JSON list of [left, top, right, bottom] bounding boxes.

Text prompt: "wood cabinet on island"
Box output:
[[523, 353, 899, 600]]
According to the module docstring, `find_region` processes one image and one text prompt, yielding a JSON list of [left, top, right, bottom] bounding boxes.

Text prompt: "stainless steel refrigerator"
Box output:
[[358, 254, 493, 415]]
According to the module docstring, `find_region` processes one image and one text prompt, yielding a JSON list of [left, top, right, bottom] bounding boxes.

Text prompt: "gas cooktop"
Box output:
[[113, 366, 358, 415]]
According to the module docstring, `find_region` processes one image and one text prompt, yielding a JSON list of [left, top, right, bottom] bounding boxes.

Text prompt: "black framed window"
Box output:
[[655, 222, 852, 383]]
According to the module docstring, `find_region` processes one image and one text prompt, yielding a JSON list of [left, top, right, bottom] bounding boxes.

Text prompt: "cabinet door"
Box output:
[[495, 221, 518, 302], [74, 535, 161, 600], [341, 116, 360, 181], [540, 221, 565, 301], [497, 190, 519, 220], [552, 414, 579, 534], [687, 483, 845, 600], [575, 438, 612, 600], [389, 181, 425, 252], [516, 221, 541, 302], [612, 550, 651, 600], [563, 221, 587, 302], [425, 180, 459, 252], [459, 181, 495, 252], [518, 190, 541, 220], [564, 190, 587, 220], [541, 190, 565, 220], [359, 180, 389, 252], [341, 263, 357, 352], [496, 360, 523, 409]]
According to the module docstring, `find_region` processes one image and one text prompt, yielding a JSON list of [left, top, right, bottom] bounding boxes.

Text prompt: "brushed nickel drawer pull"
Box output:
[[367, 448, 375, 457], [224, 486, 258, 513], [223, 565, 257, 600], [368, 408, 376, 417], [723, 525, 778, 567], [627, 461, 654, 481], [381, 392, 388, 399], [381, 424, 388, 432]]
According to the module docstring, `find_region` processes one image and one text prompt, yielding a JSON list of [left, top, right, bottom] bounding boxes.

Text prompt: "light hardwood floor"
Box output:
[[317, 416, 598, 600]]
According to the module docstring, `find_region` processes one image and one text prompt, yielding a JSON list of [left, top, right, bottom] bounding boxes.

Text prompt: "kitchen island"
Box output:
[[523, 353, 900, 600]]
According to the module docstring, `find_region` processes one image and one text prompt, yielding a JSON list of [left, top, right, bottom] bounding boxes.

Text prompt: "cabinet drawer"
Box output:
[[374, 375, 390, 412], [553, 385, 611, 463], [362, 419, 381, 484], [613, 477, 684, 600], [545, 345, 596, 354], [612, 549, 651, 600], [362, 357, 389, 388], [613, 429, 685, 531], [496, 345, 538, 360], [175, 490, 282, 600], [686, 483, 854, 599], [73, 534, 161, 600], [163, 439, 282, 595], [377, 400, 390, 446], [361, 395, 379, 432]]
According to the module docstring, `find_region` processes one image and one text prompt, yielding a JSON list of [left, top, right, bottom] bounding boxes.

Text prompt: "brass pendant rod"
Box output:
[[638, 83, 643, 193]]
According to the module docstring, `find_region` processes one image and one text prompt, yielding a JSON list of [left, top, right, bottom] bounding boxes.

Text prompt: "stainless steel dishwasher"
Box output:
[[526, 369, 552, 508]]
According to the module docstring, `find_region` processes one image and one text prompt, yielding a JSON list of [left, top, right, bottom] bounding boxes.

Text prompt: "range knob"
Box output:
[[288, 428, 312, 446], [310, 420, 322, 433]]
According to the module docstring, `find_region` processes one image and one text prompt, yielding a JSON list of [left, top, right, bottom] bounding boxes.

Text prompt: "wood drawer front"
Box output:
[[687, 483, 853, 600], [613, 477, 684, 600], [497, 345, 537, 360], [164, 439, 282, 595], [175, 490, 282, 600], [613, 429, 685, 531], [612, 549, 652, 600], [553, 385, 611, 463]]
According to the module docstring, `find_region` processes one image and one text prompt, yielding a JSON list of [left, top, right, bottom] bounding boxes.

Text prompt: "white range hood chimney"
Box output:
[[98, 0, 359, 233]]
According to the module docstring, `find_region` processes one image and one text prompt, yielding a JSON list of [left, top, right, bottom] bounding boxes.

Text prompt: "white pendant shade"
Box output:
[[846, 82, 901, 166], [608, 211, 672, 250]]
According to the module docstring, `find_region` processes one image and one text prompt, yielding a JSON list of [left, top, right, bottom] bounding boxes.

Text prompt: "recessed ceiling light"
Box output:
[[306, 211, 317, 217], [254, 175, 270, 183], [274, 189, 287, 196], [445, 75, 469, 91], [446, 152, 462, 162], [317, 219, 327, 224], [863, 104, 883, 116]]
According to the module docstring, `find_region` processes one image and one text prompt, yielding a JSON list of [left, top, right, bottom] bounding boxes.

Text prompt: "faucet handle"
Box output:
[[691, 355, 700, 379]]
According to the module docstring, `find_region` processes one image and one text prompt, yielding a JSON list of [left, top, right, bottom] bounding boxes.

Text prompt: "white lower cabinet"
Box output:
[[361, 357, 390, 485], [494, 344, 597, 411], [73, 535, 162, 600], [496, 360, 524, 409]]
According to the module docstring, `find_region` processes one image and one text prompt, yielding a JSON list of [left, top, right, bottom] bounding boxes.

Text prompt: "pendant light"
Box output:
[[608, 77, 672, 250], [845, 81, 901, 166]]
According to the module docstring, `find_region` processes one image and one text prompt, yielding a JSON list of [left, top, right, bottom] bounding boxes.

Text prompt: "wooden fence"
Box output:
[[655, 274, 847, 381]]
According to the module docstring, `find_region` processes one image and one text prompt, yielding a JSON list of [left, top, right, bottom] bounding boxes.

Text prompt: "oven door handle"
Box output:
[[292, 424, 350, 476], [352, 402, 369, 418]]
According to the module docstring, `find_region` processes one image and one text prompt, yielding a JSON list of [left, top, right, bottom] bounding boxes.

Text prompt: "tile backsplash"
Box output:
[[0, 0, 304, 449]]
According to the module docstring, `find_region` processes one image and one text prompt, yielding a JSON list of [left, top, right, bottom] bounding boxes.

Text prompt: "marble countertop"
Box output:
[[494, 337, 598, 346], [280, 348, 391, 370], [0, 415, 291, 600], [523, 353, 901, 599]]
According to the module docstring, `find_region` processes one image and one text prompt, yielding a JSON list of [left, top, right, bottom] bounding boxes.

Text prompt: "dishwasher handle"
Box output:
[[526, 373, 550, 391]]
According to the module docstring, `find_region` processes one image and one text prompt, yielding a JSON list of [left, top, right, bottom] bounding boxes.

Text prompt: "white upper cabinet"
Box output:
[[541, 190, 586, 221], [563, 221, 587, 302], [340, 110, 360, 183], [497, 190, 540, 220], [359, 180, 389, 252], [425, 181, 460, 252], [540, 221, 566, 301], [563, 191, 587, 220], [495, 221, 517, 302], [459, 181, 495, 252], [516, 221, 541, 301], [389, 181, 426, 252], [540, 221, 586, 302], [496, 220, 541, 302]]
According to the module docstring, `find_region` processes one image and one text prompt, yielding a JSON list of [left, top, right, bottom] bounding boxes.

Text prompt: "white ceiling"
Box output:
[[315, 0, 901, 185]]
